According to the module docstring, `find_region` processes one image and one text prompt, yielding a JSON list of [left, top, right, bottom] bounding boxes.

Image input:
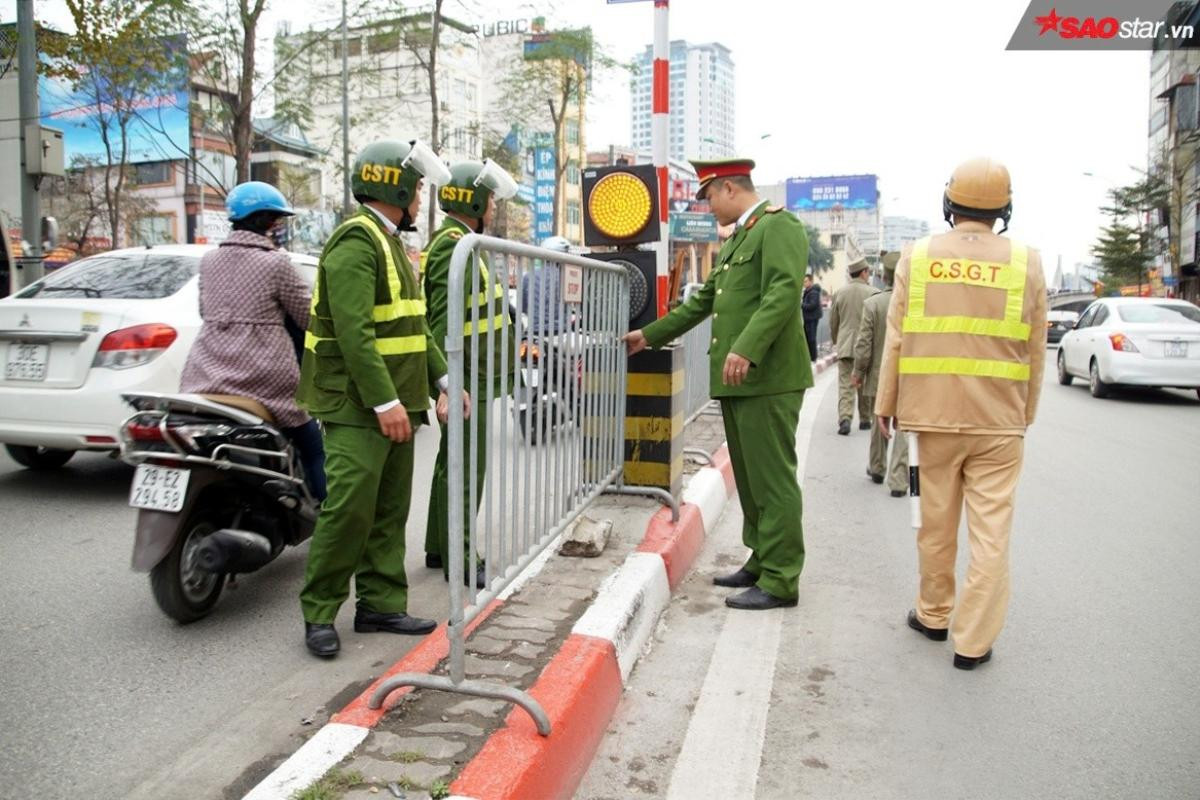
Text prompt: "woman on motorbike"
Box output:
[[179, 181, 326, 501]]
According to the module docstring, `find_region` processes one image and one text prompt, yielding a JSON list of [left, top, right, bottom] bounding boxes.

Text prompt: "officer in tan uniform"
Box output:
[[829, 258, 878, 435], [876, 157, 1047, 670], [852, 252, 908, 497]]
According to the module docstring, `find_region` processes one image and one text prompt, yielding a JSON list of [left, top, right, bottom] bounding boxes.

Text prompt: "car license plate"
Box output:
[[1165, 341, 1188, 358], [130, 464, 190, 513], [5, 342, 49, 381]]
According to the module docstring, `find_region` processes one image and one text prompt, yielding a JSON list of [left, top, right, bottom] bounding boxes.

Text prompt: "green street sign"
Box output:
[[669, 212, 718, 242]]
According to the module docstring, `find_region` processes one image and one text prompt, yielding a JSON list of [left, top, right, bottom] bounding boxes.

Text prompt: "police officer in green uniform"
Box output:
[[421, 159, 519, 586], [623, 158, 814, 610], [297, 138, 454, 658]]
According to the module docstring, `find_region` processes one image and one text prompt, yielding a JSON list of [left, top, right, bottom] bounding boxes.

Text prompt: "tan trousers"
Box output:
[[866, 405, 909, 492], [913, 432, 1024, 658], [837, 359, 873, 423]]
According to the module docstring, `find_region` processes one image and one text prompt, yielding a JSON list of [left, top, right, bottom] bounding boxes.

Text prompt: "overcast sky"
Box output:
[[4, 0, 1153, 276]]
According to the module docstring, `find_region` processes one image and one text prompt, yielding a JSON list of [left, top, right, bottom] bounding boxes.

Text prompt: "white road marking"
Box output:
[[242, 722, 369, 800], [664, 373, 835, 800]]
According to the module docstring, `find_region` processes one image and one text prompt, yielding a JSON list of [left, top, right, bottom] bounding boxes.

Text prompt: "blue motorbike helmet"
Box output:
[[226, 181, 295, 222]]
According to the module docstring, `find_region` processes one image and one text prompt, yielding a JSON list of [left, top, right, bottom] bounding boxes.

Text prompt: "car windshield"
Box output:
[[1116, 303, 1200, 325], [15, 253, 199, 300]]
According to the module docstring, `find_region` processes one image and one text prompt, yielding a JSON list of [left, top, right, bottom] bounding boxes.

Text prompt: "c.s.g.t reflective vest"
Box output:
[[877, 228, 1047, 434], [296, 209, 446, 425]]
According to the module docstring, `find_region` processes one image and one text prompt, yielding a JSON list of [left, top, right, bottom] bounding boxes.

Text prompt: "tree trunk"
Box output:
[[232, 0, 267, 184], [549, 64, 571, 237], [426, 0, 444, 236]]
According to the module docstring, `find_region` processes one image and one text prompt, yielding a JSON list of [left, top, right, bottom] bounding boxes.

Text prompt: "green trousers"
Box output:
[[424, 396, 489, 576], [300, 421, 414, 623], [837, 358, 873, 423], [866, 398, 910, 492], [721, 390, 806, 600]]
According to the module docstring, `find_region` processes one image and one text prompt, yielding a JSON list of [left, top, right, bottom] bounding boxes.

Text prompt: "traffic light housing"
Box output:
[[582, 164, 661, 247], [587, 249, 657, 330]]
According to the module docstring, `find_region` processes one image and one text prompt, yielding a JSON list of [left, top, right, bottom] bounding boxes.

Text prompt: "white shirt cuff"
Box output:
[[373, 399, 400, 414], [436, 375, 449, 393]]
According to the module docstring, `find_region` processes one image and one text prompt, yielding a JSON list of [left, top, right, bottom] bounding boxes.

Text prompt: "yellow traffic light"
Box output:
[[588, 171, 653, 240]]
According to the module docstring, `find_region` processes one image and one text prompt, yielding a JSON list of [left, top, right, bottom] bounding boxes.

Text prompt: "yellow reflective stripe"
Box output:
[[304, 331, 426, 356], [905, 237, 1030, 342], [464, 314, 508, 335], [334, 218, 422, 323], [899, 356, 1030, 381]]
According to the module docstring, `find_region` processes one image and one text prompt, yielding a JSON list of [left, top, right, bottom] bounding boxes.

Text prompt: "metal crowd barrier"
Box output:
[[368, 234, 630, 736]]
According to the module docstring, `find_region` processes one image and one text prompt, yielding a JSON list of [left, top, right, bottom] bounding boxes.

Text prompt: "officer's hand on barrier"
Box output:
[[723, 352, 751, 386], [622, 330, 647, 355], [435, 392, 449, 424], [877, 415, 892, 440], [377, 404, 412, 443], [462, 389, 472, 420]]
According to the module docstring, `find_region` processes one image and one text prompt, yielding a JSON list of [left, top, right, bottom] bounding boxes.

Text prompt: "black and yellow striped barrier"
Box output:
[[623, 344, 683, 497]]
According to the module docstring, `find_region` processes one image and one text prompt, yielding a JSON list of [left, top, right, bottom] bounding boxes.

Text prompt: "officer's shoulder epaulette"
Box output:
[[764, 205, 784, 214], [447, 230, 463, 240]]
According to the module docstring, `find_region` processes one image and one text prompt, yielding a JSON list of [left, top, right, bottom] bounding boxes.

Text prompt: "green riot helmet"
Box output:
[[439, 159, 519, 231], [352, 138, 452, 222]]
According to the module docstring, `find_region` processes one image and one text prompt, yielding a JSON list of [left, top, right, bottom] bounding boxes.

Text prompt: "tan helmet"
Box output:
[[943, 157, 1012, 232]]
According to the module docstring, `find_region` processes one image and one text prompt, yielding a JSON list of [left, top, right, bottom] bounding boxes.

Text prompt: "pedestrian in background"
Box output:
[[829, 258, 878, 435], [802, 273, 822, 361], [624, 158, 812, 611], [852, 251, 907, 497], [875, 157, 1047, 670]]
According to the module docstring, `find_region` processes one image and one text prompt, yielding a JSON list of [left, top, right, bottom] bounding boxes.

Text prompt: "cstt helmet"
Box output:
[[943, 157, 1012, 233], [352, 138, 452, 210], [226, 181, 295, 221], [438, 159, 519, 220]]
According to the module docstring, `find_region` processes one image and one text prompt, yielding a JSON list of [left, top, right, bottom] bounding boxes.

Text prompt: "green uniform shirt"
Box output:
[[643, 203, 814, 398], [296, 207, 447, 426]]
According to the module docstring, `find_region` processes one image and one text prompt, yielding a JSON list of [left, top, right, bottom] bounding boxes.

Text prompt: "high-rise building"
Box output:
[[631, 40, 734, 163], [882, 216, 930, 253]]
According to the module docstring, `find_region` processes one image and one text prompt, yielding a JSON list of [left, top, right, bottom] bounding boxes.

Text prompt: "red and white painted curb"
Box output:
[[245, 450, 737, 800]]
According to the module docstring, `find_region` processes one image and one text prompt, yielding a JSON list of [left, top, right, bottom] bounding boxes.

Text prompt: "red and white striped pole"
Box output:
[[652, 0, 669, 319]]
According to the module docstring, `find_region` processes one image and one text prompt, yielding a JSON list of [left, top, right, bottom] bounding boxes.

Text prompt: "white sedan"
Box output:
[[0, 244, 316, 469], [1056, 296, 1200, 399]]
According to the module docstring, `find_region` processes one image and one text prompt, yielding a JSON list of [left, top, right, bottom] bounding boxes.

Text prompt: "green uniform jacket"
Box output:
[[851, 288, 892, 396], [296, 207, 447, 426], [422, 217, 514, 395], [642, 202, 814, 398]]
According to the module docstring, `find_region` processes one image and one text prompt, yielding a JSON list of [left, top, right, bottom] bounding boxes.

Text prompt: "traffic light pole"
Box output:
[[17, 0, 44, 288], [652, 0, 668, 319]]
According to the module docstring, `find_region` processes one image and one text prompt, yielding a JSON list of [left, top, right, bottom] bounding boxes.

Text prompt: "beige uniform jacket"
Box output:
[[875, 221, 1048, 435], [829, 280, 878, 359], [851, 288, 892, 396]]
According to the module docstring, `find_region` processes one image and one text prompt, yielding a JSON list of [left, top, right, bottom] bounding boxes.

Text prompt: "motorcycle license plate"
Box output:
[[129, 464, 190, 513], [1165, 341, 1187, 358]]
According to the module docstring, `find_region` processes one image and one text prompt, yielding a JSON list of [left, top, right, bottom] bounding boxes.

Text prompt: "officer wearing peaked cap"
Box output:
[[875, 157, 1047, 670], [624, 157, 814, 611], [296, 138, 455, 658], [830, 254, 879, 435]]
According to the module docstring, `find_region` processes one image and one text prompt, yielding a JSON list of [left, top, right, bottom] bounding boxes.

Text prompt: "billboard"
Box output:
[[786, 175, 878, 211], [38, 35, 190, 167], [533, 136, 556, 243], [669, 212, 718, 242]]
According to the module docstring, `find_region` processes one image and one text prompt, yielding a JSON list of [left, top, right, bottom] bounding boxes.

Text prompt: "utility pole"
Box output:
[[17, 0, 43, 288], [341, 0, 351, 216]]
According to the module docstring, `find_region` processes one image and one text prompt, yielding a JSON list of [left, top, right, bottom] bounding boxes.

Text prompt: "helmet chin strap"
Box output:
[[399, 208, 417, 232]]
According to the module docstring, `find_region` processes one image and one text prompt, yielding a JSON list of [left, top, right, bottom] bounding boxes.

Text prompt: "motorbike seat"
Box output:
[[201, 394, 276, 425]]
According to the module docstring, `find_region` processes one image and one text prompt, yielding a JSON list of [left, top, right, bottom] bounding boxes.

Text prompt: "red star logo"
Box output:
[[1035, 7, 1061, 36]]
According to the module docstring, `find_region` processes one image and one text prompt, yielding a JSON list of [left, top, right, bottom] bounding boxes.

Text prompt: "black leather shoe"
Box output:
[[837, 419, 851, 436], [712, 567, 758, 588], [859, 420, 872, 430], [425, 553, 443, 569], [725, 586, 798, 610], [354, 608, 437, 635], [305, 622, 339, 658], [953, 649, 993, 670], [443, 565, 487, 589], [907, 609, 948, 641], [867, 468, 883, 484], [890, 489, 906, 498]]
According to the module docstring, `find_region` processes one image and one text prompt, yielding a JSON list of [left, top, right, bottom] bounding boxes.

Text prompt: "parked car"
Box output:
[[0, 244, 317, 469], [1045, 309, 1079, 345], [1056, 297, 1200, 399]]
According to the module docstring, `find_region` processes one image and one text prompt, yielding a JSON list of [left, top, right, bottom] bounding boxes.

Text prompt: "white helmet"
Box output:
[[541, 235, 572, 253]]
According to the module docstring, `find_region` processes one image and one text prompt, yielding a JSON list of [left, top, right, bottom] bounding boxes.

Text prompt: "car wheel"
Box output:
[[1057, 350, 1073, 386], [4, 444, 76, 470], [1089, 359, 1111, 399]]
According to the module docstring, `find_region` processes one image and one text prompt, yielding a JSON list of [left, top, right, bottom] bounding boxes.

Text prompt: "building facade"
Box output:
[[882, 215, 930, 253], [631, 40, 735, 163]]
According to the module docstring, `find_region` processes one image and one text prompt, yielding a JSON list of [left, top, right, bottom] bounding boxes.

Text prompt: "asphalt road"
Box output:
[[0, 424, 452, 800], [580, 358, 1200, 799]]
